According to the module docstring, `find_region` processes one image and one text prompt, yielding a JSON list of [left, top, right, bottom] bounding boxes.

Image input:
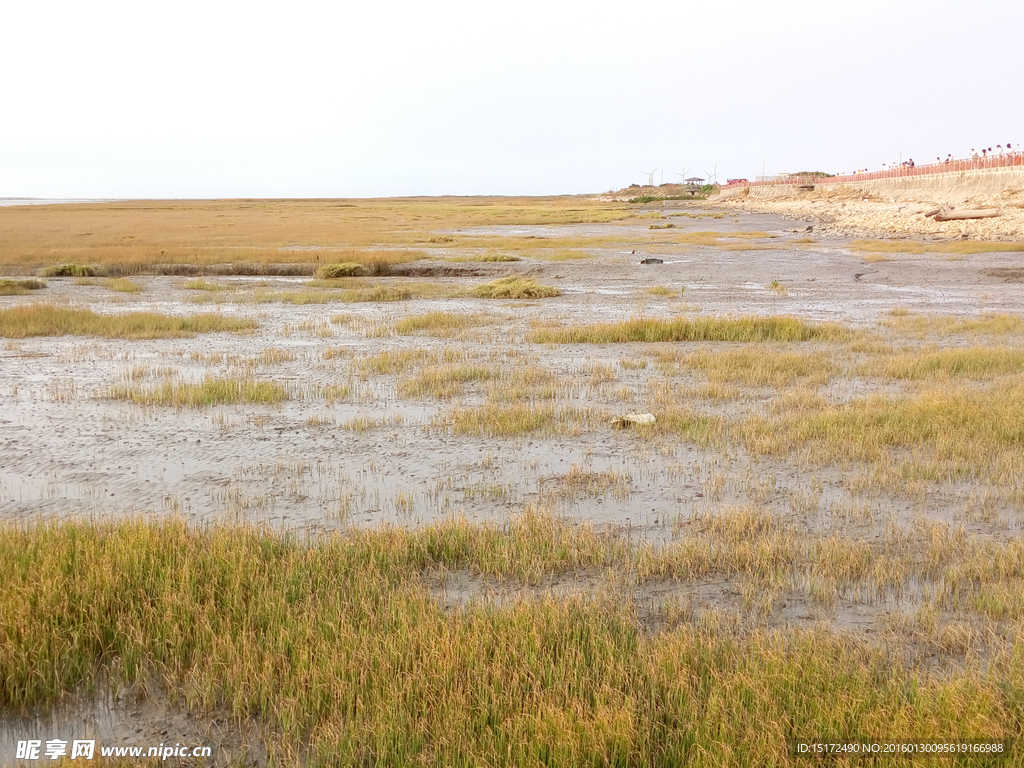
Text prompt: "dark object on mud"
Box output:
[[934, 209, 1000, 222], [640, 258, 664, 265]]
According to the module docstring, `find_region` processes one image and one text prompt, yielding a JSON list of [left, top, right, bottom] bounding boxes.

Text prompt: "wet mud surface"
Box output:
[[3, 210, 1023, 535]]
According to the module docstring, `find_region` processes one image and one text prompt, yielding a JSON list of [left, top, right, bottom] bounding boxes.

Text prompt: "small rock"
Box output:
[[610, 413, 656, 428], [639, 258, 664, 265]]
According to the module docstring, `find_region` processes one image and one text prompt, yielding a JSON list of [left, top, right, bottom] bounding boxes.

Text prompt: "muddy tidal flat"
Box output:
[[3, 198, 1024, 765]]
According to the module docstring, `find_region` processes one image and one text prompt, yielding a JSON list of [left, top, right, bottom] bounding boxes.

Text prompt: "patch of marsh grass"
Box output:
[[852, 239, 1024, 255], [471, 277, 561, 299], [533, 250, 593, 261], [249, 286, 412, 304], [4, 511, 1020, 765], [398, 364, 498, 398], [74, 276, 143, 292], [441, 404, 595, 437], [662, 347, 836, 387], [744, 380, 1024, 481], [386, 311, 496, 338], [108, 277, 143, 293], [182, 279, 234, 291], [863, 347, 1024, 380], [39, 263, 103, 277], [259, 347, 297, 365], [315, 262, 369, 278], [106, 376, 287, 407], [0, 278, 46, 295], [661, 231, 773, 247], [529, 316, 849, 344], [0, 304, 255, 339], [355, 347, 464, 375], [446, 252, 522, 263], [881, 311, 1024, 337]]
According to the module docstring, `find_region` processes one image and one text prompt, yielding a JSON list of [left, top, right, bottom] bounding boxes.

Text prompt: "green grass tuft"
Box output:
[[107, 376, 287, 407], [0, 304, 256, 339], [530, 316, 849, 344], [0, 278, 46, 295], [40, 263, 104, 277], [315, 262, 369, 279], [471, 277, 561, 299]]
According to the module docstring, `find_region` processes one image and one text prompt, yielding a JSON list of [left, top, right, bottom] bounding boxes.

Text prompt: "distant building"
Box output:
[[727, 178, 748, 185]]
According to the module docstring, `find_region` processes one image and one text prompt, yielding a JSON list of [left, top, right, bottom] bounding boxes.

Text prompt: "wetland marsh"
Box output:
[[2, 197, 1024, 765]]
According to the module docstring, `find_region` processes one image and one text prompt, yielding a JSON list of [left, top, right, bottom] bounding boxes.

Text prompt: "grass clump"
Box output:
[[447, 252, 522, 263], [881, 311, 1024, 337], [315, 262, 369, 279], [0, 304, 256, 339], [529, 316, 849, 344], [744, 380, 1024, 480], [864, 347, 1024, 380], [534, 250, 593, 261], [398, 364, 497, 398], [669, 347, 836, 387], [107, 277, 144, 293], [388, 312, 494, 337], [471, 277, 561, 299], [39, 263, 103, 277], [182, 279, 233, 291], [442, 404, 592, 437], [107, 376, 287, 407], [852, 239, 1024, 255], [0, 278, 46, 295], [340, 286, 411, 303], [75, 276, 145, 293]]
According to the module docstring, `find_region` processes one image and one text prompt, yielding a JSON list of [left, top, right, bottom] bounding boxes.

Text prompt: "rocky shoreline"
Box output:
[[712, 186, 1024, 242]]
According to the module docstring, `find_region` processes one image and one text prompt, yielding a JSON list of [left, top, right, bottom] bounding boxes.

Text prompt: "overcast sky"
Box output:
[[2, 0, 1021, 198]]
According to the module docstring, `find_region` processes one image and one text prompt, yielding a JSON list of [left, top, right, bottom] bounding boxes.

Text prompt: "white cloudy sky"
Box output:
[[2, 0, 1021, 198]]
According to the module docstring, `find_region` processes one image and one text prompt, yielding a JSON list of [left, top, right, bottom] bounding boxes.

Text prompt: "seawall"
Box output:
[[716, 166, 1024, 204]]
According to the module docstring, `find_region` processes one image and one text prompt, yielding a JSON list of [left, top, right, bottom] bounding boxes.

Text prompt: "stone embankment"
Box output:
[[713, 167, 1024, 241]]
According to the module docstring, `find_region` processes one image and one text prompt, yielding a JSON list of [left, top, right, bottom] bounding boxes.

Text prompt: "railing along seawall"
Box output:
[[722, 153, 1024, 190]]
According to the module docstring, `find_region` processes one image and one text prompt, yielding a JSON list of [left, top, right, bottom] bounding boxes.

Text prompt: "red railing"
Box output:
[[721, 153, 1024, 189]]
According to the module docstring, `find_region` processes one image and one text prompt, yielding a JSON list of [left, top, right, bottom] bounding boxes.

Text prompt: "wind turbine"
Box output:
[[674, 168, 690, 183], [703, 165, 718, 185], [640, 168, 658, 187]]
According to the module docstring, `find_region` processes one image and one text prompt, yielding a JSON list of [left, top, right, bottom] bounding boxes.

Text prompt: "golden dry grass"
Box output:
[[862, 347, 1024, 380], [0, 198, 631, 272], [470, 277, 561, 299], [0, 278, 46, 295], [0, 304, 255, 339], [663, 347, 836, 387], [75, 276, 144, 292], [106, 376, 287, 407], [529, 316, 850, 344], [386, 311, 498, 337], [880, 311, 1024, 337], [3, 511, 1022, 765], [743, 380, 1024, 481], [851, 239, 1024, 255]]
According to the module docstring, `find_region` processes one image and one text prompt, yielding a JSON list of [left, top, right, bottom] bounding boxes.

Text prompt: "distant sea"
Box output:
[[0, 198, 122, 207]]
